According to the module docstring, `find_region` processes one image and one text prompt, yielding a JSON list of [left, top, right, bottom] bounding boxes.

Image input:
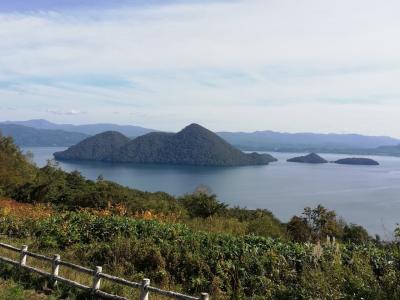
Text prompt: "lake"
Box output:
[[23, 147, 400, 238]]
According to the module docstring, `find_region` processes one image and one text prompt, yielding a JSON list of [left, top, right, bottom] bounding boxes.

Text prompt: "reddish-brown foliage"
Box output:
[[0, 198, 53, 220]]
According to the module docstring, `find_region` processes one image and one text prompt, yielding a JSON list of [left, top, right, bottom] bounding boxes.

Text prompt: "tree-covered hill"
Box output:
[[54, 131, 131, 161], [55, 123, 277, 166]]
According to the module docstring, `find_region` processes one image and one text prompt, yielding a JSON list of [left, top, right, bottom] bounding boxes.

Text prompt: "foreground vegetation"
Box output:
[[1, 201, 400, 299], [1, 132, 400, 299]]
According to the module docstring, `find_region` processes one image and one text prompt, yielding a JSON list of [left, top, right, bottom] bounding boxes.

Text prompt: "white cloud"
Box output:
[[46, 108, 87, 115], [0, 0, 400, 136]]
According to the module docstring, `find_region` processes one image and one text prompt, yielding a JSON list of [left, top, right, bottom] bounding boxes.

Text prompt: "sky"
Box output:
[[0, 0, 400, 136]]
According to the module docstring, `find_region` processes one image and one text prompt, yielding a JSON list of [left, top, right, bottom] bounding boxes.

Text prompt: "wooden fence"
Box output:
[[0, 242, 209, 300]]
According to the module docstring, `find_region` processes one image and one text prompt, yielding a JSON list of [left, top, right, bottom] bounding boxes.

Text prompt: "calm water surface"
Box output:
[[24, 147, 400, 238]]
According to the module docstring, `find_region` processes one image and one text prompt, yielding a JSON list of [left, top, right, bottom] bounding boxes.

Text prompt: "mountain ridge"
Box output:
[[0, 124, 89, 147], [217, 131, 400, 150], [2, 119, 154, 138], [3, 119, 400, 154]]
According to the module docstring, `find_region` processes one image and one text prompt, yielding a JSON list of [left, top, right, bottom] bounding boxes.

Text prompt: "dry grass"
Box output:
[[87, 202, 182, 223], [0, 199, 53, 221]]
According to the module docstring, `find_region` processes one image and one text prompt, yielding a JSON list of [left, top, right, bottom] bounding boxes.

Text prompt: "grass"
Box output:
[[0, 275, 54, 300]]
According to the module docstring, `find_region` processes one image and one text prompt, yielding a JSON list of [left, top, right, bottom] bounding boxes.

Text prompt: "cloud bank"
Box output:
[[0, 0, 400, 136]]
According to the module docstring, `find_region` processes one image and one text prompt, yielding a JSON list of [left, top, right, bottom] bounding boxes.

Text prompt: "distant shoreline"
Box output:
[[21, 145, 400, 159], [241, 148, 400, 158]]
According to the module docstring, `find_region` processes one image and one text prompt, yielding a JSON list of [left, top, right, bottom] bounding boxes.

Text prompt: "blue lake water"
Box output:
[[23, 147, 400, 238]]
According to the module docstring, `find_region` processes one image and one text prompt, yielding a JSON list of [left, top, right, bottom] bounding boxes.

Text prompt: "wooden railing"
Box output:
[[0, 242, 209, 300]]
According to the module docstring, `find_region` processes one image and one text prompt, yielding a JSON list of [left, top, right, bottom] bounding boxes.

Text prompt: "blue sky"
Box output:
[[0, 0, 180, 12], [0, 0, 400, 136]]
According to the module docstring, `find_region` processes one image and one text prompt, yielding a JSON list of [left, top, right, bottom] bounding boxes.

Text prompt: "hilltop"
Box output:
[[54, 131, 131, 161], [54, 124, 277, 166]]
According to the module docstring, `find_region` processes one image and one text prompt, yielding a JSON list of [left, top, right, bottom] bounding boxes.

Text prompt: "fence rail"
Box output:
[[0, 242, 209, 300]]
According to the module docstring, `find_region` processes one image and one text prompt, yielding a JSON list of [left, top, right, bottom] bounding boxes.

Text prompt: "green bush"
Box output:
[[343, 224, 370, 244], [247, 213, 287, 239], [179, 193, 227, 218]]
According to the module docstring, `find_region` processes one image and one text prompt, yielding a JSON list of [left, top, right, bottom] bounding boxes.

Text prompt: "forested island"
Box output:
[[334, 157, 380, 165], [287, 153, 380, 166], [287, 153, 328, 164], [54, 123, 277, 166]]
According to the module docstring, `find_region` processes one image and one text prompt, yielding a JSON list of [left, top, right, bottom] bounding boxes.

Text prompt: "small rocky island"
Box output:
[[287, 153, 328, 164], [54, 123, 277, 167], [334, 158, 379, 166]]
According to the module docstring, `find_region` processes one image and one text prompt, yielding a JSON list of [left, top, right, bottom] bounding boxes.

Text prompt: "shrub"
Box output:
[[287, 216, 312, 242], [179, 193, 227, 218], [343, 224, 370, 244], [247, 213, 287, 239]]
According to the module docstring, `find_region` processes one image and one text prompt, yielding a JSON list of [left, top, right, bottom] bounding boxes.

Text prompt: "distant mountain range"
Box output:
[[1, 119, 153, 137], [217, 131, 400, 151], [54, 124, 277, 166], [0, 124, 89, 147], [374, 144, 400, 155], [1, 119, 400, 156]]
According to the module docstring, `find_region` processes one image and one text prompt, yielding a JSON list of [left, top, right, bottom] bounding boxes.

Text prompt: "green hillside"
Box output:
[[53, 131, 130, 161]]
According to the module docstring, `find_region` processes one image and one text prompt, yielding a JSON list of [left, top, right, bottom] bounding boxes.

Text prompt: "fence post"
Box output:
[[19, 245, 28, 266], [92, 266, 102, 293], [200, 293, 209, 300], [140, 278, 150, 300], [51, 254, 60, 287]]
